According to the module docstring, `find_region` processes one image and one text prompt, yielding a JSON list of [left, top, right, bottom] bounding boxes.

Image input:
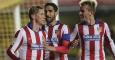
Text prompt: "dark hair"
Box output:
[[29, 6, 43, 20], [45, 3, 58, 12], [81, 1, 96, 12]]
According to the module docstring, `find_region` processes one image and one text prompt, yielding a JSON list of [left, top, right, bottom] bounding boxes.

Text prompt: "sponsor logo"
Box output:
[[83, 35, 100, 41], [23, 43, 43, 50], [31, 44, 43, 50]]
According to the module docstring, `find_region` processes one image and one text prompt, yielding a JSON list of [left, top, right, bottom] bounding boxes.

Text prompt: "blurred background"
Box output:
[[0, 0, 115, 60]]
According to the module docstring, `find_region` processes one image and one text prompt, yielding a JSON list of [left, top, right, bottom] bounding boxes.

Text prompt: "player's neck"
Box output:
[[87, 16, 95, 25], [50, 19, 56, 26], [32, 21, 42, 32]]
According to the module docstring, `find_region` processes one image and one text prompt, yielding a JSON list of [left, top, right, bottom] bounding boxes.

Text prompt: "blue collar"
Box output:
[[27, 22, 45, 31], [28, 22, 32, 29]]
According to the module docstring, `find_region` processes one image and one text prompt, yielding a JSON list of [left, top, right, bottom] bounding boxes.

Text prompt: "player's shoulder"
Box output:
[[57, 23, 66, 27], [96, 19, 110, 28], [97, 19, 107, 24], [14, 26, 26, 37], [19, 26, 27, 31], [62, 24, 67, 26], [98, 20, 109, 27], [73, 23, 79, 28], [16, 26, 28, 34]]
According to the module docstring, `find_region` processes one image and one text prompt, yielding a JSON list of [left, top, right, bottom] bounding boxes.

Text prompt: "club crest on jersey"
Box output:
[[83, 35, 100, 41]]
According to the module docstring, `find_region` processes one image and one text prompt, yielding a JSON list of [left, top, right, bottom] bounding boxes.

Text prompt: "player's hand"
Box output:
[[70, 39, 79, 48], [44, 46, 56, 51], [42, 36, 56, 51]]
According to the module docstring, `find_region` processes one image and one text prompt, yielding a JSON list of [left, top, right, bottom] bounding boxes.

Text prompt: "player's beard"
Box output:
[[80, 15, 89, 25], [46, 17, 55, 25], [81, 19, 88, 25]]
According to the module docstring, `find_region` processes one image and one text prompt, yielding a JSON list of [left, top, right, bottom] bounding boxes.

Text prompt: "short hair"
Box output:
[[29, 6, 43, 20], [45, 3, 58, 12], [81, 1, 96, 12]]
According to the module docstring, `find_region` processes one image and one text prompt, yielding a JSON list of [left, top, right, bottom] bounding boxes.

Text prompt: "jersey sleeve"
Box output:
[[70, 24, 79, 42], [104, 22, 115, 56], [55, 25, 70, 54], [62, 24, 70, 41], [7, 29, 23, 60]]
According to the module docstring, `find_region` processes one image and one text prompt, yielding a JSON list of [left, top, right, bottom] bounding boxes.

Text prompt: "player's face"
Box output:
[[79, 5, 92, 22], [45, 5, 57, 23], [35, 9, 46, 25]]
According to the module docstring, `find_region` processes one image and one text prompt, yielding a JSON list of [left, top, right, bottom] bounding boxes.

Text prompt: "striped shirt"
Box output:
[[45, 21, 70, 60], [7, 25, 47, 60], [71, 21, 115, 60]]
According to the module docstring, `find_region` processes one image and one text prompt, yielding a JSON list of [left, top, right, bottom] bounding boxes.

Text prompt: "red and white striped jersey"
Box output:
[[45, 21, 70, 60], [71, 21, 115, 60], [7, 25, 47, 60]]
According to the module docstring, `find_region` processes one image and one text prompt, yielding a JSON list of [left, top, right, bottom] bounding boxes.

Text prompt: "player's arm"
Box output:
[[7, 30, 23, 60], [104, 22, 115, 57], [44, 39, 69, 54], [44, 25, 70, 54], [69, 24, 79, 47], [55, 33, 70, 54]]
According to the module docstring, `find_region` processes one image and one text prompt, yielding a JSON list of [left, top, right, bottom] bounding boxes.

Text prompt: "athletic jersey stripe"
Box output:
[[30, 30, 37, 60], [78, 24, 84, 60], [83, 25, 90, 60], [52, 25, 59, 47], [48, 26, 53, 39], [104, 22, 115, 57], [14, 30, 20, 38], [88, 25, 95, 60], [12, 30, 23, 53], [42, 31, 46, 60], [57, 24, 63, 41], [39, 31, 44, 60], [48, 26, 55, 60], [35, 32, 41, 60], [94, 24, 99, 60], [7, 45, 19, 59], [9, 29, 23, 59], [58, 24, 64, 60], [99, 22, 105, 60], [24, 26, 32, 60], [21, 28, 27, 60], [14, 38, 23, 53]]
